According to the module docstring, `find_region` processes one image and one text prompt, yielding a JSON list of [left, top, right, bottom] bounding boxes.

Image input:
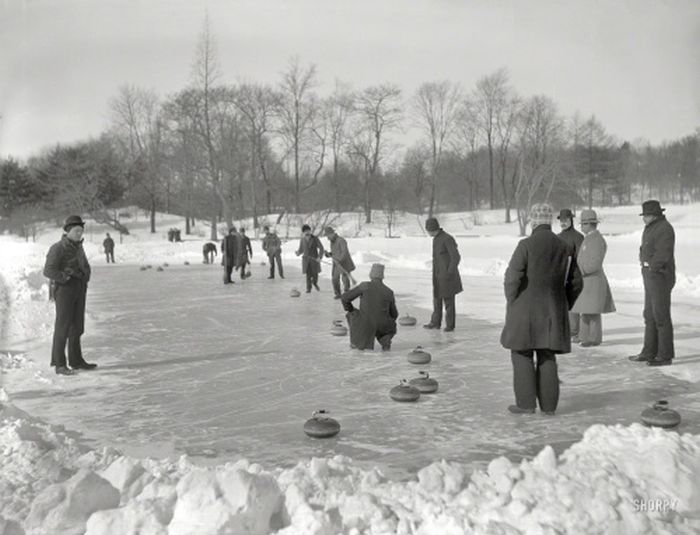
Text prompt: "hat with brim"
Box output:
[[557, 208, 575, 221], [640, 200, 665, 216], [323, 226, 335, 236], [580, 209, 599, 224], [425, 218, 439, 232], [63, 215, 85, 231]]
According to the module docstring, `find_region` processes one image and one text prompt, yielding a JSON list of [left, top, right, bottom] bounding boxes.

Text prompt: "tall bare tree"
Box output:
[[325, 80, 354, 212], [412, 80, 463, 217], [453, 99, 481, 211]]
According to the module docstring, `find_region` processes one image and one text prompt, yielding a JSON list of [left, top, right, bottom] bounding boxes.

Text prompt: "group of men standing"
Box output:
[[220, 227, 253, 284]]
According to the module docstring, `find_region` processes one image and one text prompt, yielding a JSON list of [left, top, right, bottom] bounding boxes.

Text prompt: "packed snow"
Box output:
[[2, 204, 700, 533]]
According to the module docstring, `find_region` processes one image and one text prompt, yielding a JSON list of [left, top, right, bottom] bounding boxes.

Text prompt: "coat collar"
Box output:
[[531, 224, 552, 234]]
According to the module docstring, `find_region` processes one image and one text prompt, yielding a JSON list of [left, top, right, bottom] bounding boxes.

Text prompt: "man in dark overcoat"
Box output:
[[323, 226, 356, 299], [237, 227, 253, 279], [341, 263, 398, 350], [629, 200, 676, 366], [221, 227, 239, 284], [423, 217, 463, 332], [103, 233, 115, 263], [43, 215, 98, 375], [501, 203, 582, 415], [557, 208, 584, 341], [295, 224, 324, 292]]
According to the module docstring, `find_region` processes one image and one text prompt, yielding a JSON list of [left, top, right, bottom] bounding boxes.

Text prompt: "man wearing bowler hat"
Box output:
[[423, 217, 462, 332], [43, 215, 97, 375], [557, 208, 584, 342], [629, 200, 676, 366]]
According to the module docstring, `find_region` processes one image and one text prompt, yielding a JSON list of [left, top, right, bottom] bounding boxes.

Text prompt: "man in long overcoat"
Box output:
[[295, 224, 324, 292], [629, 200, 676, 366], [557, 208, 584, 341], [423, 217, 463, 332], [501, 203, 582, 415], [237, 227, 253, 279], [571, 210, 615, 346], [221, 227, 239, 284], [43, 215, 98, 375], [323, 226, 356, 299], [103, 233, 115, 263], [262, 226, 284, 279], [341, 263, 398, 350]]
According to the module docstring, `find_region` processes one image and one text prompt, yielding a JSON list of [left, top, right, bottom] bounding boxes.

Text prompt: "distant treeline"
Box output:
[[1, 23, 698, 239]]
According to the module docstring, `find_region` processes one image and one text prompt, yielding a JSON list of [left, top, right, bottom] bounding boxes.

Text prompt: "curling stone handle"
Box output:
[[313, 409, 329, 417], [419, 371, 429, 378], [653, 400, 669, 411]]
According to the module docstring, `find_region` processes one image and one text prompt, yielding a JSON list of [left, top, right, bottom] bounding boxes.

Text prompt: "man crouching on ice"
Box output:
[[341, 263, 398, 351]]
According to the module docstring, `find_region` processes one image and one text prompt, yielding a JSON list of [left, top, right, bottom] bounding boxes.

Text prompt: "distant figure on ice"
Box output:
[[237, 228, 253, 279], [262, 226, 284, 279], [43, 215, 98, 375], [221, 227, 239, 284], [629, 200, 676, 367], [571, 210, 615, 347], [323, 226, 356, 299], [295, 224, 324, 293], [557, 208, 584, 342], [202, 242, 217, 264], [423, 217, 462, 332], [341, 263, 398, 351], [103, 233, 115, 263], [501, 203, 582, 415]]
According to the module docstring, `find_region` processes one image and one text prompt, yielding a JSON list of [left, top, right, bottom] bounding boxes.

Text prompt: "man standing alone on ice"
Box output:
[[629, 200, 676, 367], [43, 215, 98, 375], [423, 217, 462, 332], [323, 226, 355, 299], [295, 224, 324, 293], [557, 208, 584, 342], [501, 203, 582, 415], [221, 227, 239, 285], [262, 226, 284, 279], [103, 232, 115, 263]]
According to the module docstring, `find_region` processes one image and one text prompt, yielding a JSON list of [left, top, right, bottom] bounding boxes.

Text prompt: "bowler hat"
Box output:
[[580, 209, 599, 224], [557, 208, 575, 221], [425, 218, 440, 232], [640, 200, 665, 216], [369, 263, 385, 279], [63, 215, 85, 231], [323, 226, 335, 235]]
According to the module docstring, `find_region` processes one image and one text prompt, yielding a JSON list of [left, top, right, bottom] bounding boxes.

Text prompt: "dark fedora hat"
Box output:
[[63, 215, 86, 231], [557, 208, 575, 221], [640, 200, 665, 216], [425, 217, 440, 232]]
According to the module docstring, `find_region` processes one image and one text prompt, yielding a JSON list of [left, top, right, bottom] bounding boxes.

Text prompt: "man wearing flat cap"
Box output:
[[43, 215, 97, 375], [423, 217, 462, 332], [341, 263, 398, 350], [629, 200, 676, 366], [323, 226, 355, 299], [501, 203, 582, 415], [557, 208, 584, 342]]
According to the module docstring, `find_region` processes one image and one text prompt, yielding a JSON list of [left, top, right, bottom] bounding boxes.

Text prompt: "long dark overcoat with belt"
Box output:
[[500, 225, 583, 353], [432, 229, 463, 298], [296, 234, 324, 275]]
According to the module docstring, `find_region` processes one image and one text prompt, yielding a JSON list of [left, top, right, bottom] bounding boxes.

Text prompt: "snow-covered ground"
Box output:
[[2, 204, 700, 533]]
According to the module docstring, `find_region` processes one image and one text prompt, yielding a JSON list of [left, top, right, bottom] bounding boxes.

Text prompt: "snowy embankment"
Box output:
[[2, 388, 700, 534]]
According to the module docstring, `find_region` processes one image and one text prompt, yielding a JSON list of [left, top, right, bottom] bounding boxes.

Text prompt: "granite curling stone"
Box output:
[[330, 320, 348, 336], [184, 261, 190, 265], [156, 266, 164, 272], [409, 371, 439, 393], [304, 410, 341, 438], [641, 400, 681, 429], [139, 266, 148, 271], [407, 346, 432, 365], [290, 288, 301, 298], [390, 380, 421, 402], [398, 314, 417, 326]]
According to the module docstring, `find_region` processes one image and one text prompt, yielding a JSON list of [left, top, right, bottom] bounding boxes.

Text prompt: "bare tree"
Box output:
[[473, 68, 510, 211], [412, 80, 462, 217], [453, 99, 481, 211], [495, 93, 521, 222], [347, 83, 402, 223], [325, 80, 354, 212]]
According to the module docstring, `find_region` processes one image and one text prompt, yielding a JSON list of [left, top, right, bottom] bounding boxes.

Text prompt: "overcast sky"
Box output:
[[1, 0, 699, 158]]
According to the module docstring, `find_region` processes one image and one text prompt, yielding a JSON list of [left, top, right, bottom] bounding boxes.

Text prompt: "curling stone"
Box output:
[[260, 261, 266, 266], [184, 261, 190, 265], [390, 380, 421, 402], [641, 400, 681, 429], [139, 266, 148, 271], [330, 320, 348, 336], [303, 410, 341, 438], [146, 265, 153, 269], [407, 346, 431, 365], [398, 314, 417, 327], [290, 288, 301, 298], [409, 371, 439, 393], [156, 266, 164, 272], [163, 262, 169, 267]]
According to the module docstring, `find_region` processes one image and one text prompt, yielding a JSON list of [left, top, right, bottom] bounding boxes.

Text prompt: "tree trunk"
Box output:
[[150, 199, 156, 233], [488, 142, 495, 209], [364, 175, 372, 224]]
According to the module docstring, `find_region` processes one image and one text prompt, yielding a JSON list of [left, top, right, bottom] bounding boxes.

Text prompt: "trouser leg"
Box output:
[[647, 272, 674, 359], [332, 267, 341, 296], [579, 314, 590, 344], [430, 297, 443, 326], [590, 314, 602, 344], [306, 273, 312, 292], [535, 349, 559, 412], [444, 295, 456, 329], [268, 256, 275, 277], [511, 349, 537, 410], [569, 312, 580, 337], [51, 284, 81, 367], [341, 272, 351, 292], [641, 273, 659, 358], [276, 253, 284, 277]]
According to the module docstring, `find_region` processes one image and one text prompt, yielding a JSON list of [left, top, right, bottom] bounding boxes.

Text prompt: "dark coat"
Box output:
[[341, 280, 398, 350], [44, 236, 91, 285], [238, 235, 252, 267], [640, 216, 675, 287], [221, 234, 239, 264], [262, 233, 281, 256], [327, 235, 355, 273], [296, 234, 324, 275], [500, 225, 583, 353], [432, 229, 463, 298], [557, 226, 584, 258], [103, 237, 115, 252]]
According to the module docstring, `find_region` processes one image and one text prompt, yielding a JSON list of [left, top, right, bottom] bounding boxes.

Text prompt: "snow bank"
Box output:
[[1, 388, 699, 534]]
